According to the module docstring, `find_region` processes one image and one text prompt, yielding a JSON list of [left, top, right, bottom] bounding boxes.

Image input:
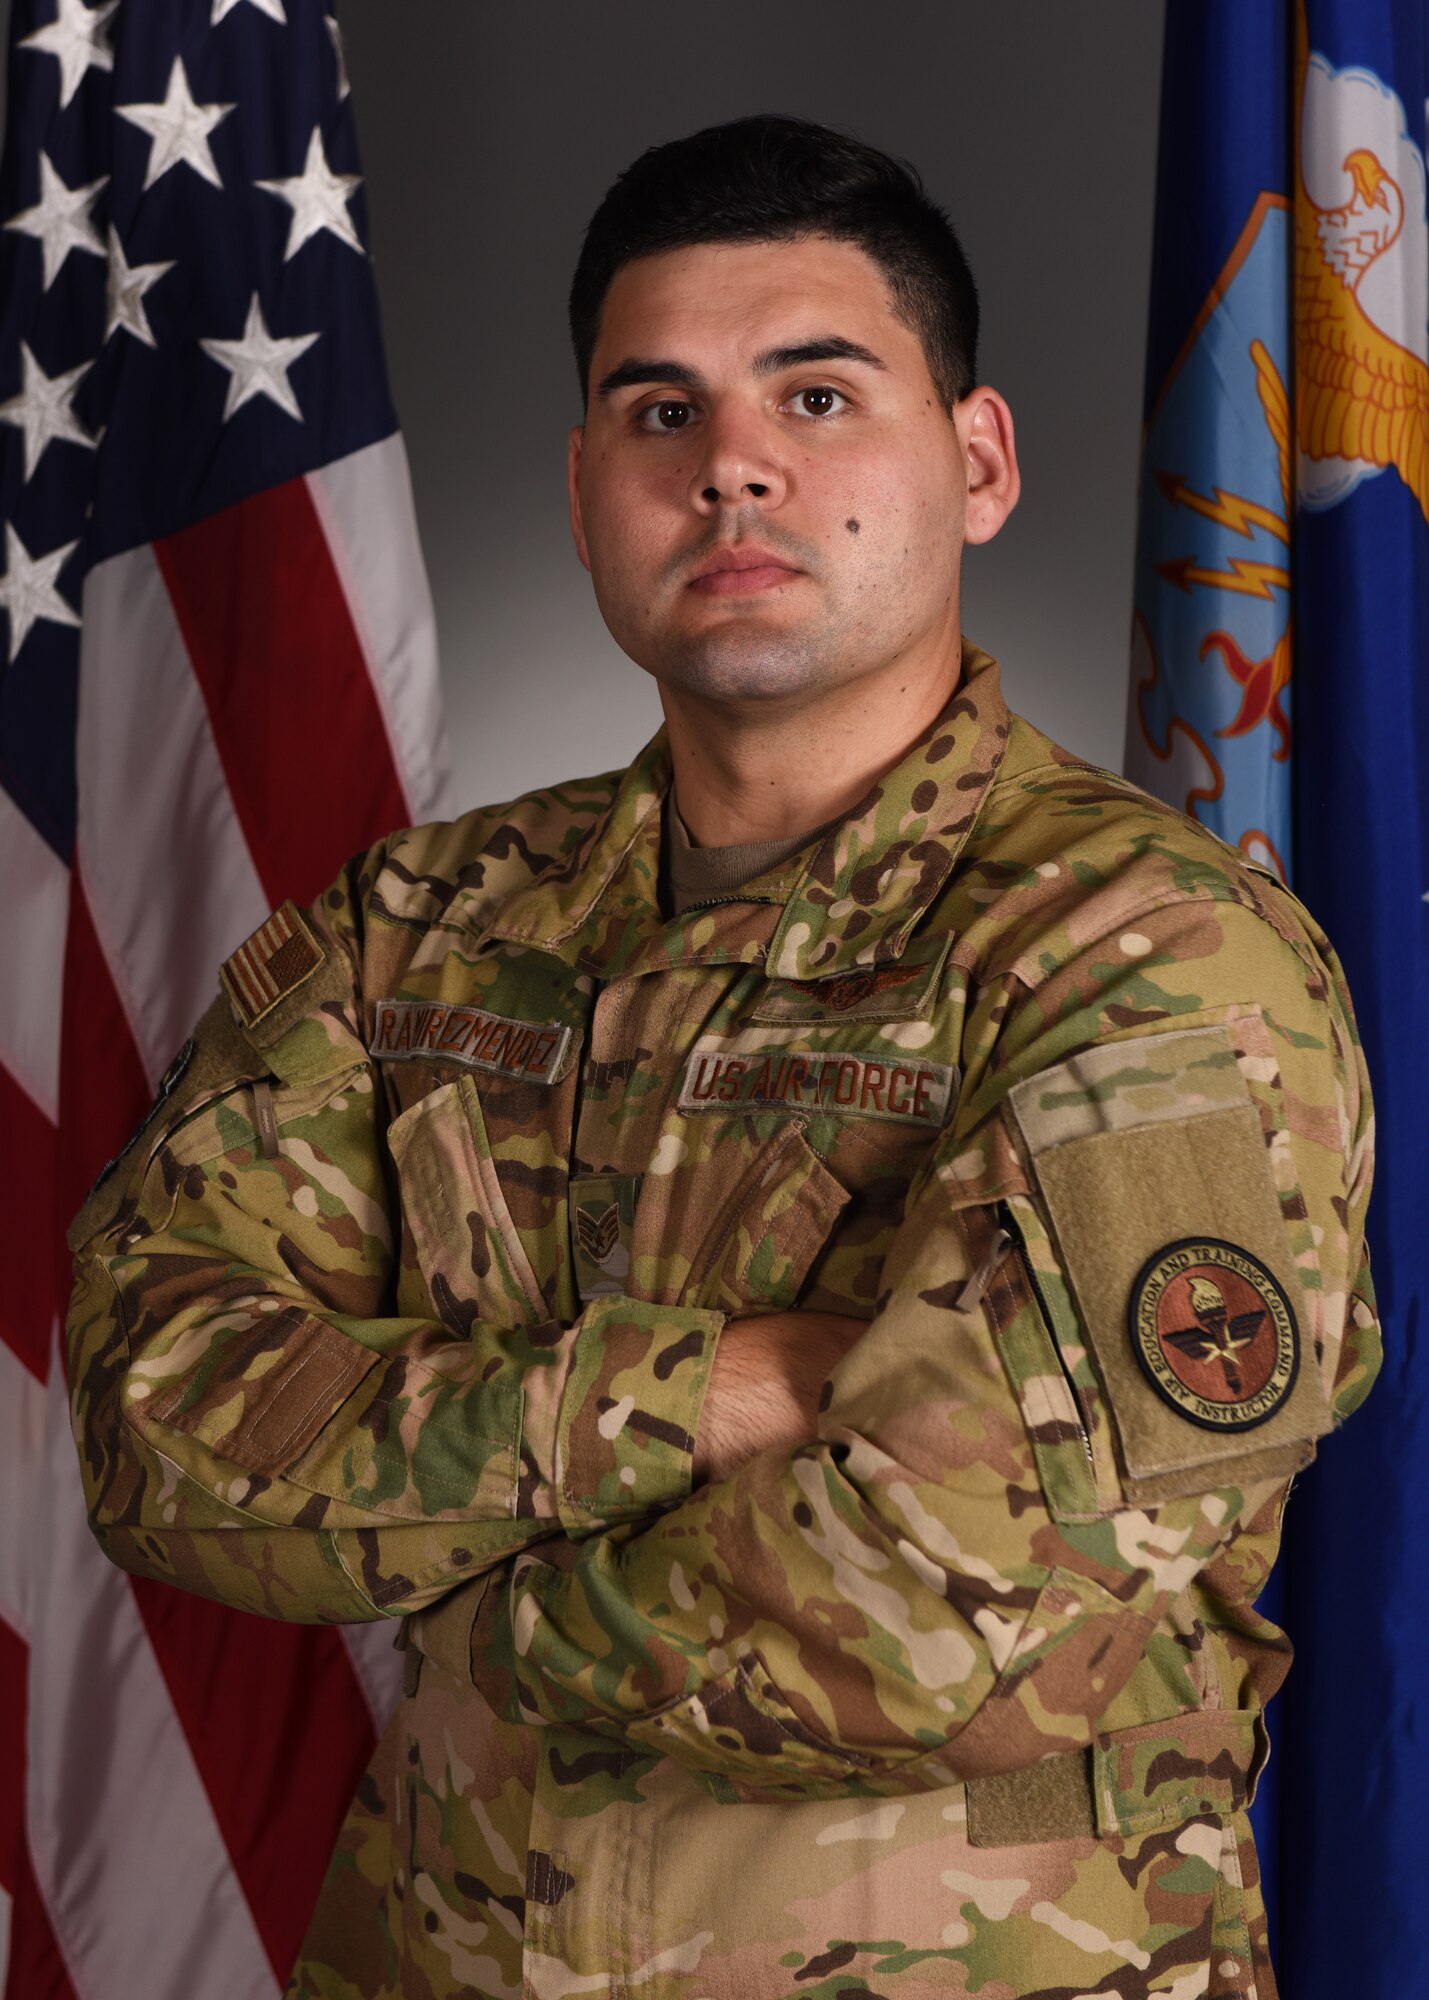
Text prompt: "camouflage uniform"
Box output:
[[66, 644, 1378, 2000]]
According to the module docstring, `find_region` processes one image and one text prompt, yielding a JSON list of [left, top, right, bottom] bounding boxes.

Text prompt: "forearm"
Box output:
[[465, 1190, 1251, 1793], [72, 1247, 725, 1618]]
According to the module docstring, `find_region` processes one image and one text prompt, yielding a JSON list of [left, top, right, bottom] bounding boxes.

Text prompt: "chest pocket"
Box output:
[[657, 992, 959, 1319], [681, 1121, 851, 1315], [387, 1075, 550, 1333]]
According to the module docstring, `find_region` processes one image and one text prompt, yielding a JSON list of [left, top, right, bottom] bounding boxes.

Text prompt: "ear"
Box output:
[[567, 425, 591, 573], [957, 387, 1020, 546]]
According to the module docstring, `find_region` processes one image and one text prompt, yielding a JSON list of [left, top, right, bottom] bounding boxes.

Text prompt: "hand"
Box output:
[[692, 1310, 868, 1485]]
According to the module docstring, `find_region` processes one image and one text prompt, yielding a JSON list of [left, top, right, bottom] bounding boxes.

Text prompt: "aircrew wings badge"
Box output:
[[1129, 1237, 1299, 1433], [221, 902, 323, 1029]]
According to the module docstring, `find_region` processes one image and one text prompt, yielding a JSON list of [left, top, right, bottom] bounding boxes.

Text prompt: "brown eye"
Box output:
[[790, 386, 848, 418], [639, 400, 694, 432]]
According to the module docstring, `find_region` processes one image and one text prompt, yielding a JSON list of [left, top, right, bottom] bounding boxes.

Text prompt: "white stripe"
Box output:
[[0, 1334, 48, 1640], [27, 1351, 278, 2000], [338, 1618, 404, 1736], [76, 548, 271, 1091], [307, 434, 452, 824], [0, 786, 69, 1122], [0, 1882, 10, 1991]]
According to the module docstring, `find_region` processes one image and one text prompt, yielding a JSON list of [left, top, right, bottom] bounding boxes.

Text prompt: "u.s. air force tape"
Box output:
[[678, 1047, 956, 1126], [371, 999, 571, 1085]]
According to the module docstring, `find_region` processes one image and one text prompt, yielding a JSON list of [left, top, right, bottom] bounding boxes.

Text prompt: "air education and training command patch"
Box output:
[[1129, 1237, 1299, 1433]]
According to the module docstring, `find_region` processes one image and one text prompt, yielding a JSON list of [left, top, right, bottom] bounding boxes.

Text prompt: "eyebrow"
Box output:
[[594, 336, 888, 400]]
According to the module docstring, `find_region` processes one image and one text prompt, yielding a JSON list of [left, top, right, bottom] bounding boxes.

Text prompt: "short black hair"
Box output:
[[569, 114, 979, 413]]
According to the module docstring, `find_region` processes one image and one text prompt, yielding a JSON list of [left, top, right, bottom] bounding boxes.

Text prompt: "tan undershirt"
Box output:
[[664, 801, 841, 917]]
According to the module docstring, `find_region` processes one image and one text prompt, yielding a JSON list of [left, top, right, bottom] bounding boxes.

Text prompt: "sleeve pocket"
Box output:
[[388, 1075, 549, 1329], [140, 1305, 374, 1476]]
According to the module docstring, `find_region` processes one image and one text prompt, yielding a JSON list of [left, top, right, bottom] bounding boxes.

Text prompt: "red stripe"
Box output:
[[0, 1625, 80, 2000], [0, 1618, 24, 1900], [130, 1581, 378, 1979], [0, 1064, 59, 1385], [227, 942, 265, 1012], [60, 875, 377, 1981], [154, 480, 411, 911], [3, 1840, 80, 2000], [55, 873, 154, 1252], [227, 936, 270, 1014]]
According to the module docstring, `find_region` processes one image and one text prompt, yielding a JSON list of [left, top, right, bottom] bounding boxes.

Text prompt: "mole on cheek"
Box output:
[[845, 518, 860, 534]]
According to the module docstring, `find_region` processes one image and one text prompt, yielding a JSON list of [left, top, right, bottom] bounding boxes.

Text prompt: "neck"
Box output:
[[660, 631, 964, 848]]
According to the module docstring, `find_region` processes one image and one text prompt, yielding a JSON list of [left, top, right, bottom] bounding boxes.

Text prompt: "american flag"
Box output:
[[0, 2, 447, 1991]]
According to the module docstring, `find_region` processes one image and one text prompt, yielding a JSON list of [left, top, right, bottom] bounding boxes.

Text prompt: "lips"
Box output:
[[689, 546, 802, 595]]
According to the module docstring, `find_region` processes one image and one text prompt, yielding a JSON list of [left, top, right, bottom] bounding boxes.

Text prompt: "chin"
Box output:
[[645, 618, 844, 703]]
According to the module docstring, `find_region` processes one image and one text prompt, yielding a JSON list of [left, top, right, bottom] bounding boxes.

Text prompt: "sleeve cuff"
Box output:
[[548, 1296, 724, 1532]]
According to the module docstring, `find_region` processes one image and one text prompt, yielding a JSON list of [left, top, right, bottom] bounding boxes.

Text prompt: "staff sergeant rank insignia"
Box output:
[[1129, 1237, 1299, 1432]]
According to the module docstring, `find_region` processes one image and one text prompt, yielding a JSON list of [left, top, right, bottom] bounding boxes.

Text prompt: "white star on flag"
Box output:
[[211, 0, 286, 18], [257, 127, 363, 261], [326, 13, 350, 100], [0, 523, 80, 663], [105, 227, 175, 347], [3, 151, 108, 290], [200, 293, 320, 422], [18, 0, 118, 110], [116, 57, 235, 192], [0, 341, 94, 481]]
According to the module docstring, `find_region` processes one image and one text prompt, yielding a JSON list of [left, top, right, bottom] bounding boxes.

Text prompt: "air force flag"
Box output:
[[1127, 3, 1428, 1992]]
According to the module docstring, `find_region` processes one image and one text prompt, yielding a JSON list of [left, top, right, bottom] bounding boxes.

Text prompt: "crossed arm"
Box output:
[[692, 1309, 866, 1484], [66, 886, 1376, 1795]]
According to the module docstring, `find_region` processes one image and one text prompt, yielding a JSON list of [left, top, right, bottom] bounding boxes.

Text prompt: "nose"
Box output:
[[687, 402, 786, 515]]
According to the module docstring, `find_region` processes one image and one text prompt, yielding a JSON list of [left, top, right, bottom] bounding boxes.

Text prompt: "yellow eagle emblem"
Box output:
[[1294, 3, 1429, 524]]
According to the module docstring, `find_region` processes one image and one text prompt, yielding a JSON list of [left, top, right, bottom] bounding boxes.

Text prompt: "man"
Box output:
[[67, 116, 1378, 2000]]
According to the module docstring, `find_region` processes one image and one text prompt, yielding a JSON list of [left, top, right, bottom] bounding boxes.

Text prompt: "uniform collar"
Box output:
[[484, 641, 1009, 982], [767, 642, 1008, 978]]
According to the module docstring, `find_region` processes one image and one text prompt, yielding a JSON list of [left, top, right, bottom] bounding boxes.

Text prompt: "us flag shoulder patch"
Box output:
[[221, 902, 324, 1029]]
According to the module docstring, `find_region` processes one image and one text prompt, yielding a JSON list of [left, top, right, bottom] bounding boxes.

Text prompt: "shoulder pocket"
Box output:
[[1007, 1020, 1331, 1506], [980, 1196, 1117, 1522], [68, 992, 270, 1253]]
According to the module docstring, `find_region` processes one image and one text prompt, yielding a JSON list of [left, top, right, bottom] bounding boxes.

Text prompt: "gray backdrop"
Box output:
[[340, 1, 1165, 815]]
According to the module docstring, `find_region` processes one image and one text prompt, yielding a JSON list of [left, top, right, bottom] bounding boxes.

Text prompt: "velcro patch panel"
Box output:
[[1007, 1022, 1330, 1501]]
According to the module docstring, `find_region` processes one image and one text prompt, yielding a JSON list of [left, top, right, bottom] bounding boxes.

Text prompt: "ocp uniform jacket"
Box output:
[[67, 645, 1378, 2000]]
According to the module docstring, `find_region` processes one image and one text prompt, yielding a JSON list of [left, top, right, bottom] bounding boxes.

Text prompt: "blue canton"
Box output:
[[0, 0, 396, 864]]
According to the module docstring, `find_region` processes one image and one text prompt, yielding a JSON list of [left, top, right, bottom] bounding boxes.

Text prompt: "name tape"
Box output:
[[371, 999, 571, 1085], [678, 1048, 956, 1126]]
